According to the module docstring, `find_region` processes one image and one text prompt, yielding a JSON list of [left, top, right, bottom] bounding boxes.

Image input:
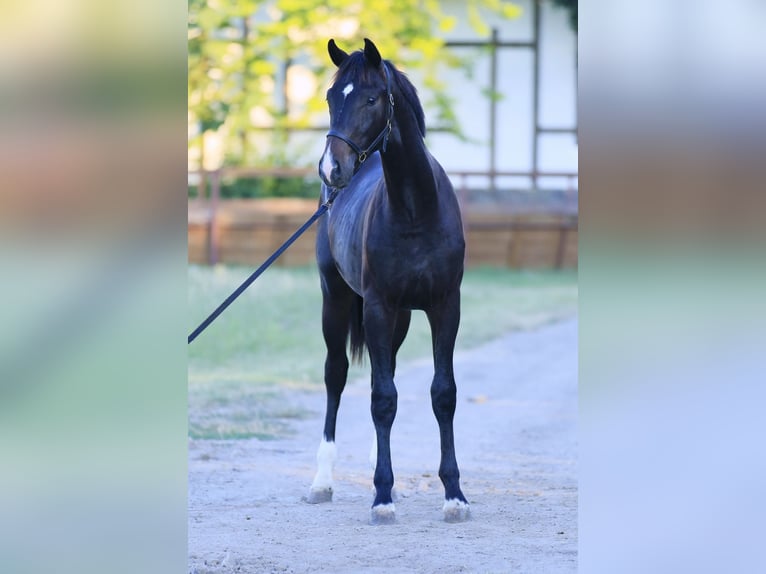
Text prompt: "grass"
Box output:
[[188, 264, 577, 439]]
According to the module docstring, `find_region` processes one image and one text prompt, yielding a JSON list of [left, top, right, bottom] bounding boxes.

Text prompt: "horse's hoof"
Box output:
[[370, 503, 396, 525], [306, 487, 333, 504], [443, 499, 470, 523]]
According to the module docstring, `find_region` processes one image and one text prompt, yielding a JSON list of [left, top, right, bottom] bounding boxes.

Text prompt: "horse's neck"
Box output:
[[380, 105, 438, 220]]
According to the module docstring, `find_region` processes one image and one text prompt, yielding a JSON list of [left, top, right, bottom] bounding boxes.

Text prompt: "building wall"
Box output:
[[192, 1, 578, 192], [283, 1, 578, 190], [425, 0, 578, 190]]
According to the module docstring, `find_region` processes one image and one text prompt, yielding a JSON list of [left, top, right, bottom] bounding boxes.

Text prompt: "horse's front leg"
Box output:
[[307, 282, 353, 504], [364, 296, 398, 524], [427, 290, 470, 522]]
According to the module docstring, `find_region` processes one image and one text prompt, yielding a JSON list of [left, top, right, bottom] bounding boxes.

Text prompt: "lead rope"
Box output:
[[188, 187, 340, 344]]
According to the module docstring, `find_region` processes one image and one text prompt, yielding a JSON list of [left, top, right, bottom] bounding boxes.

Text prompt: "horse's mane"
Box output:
[[333, 51, 426, 137]]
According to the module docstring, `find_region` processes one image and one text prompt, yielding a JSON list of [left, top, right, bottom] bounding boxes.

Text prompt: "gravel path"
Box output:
[[189, 317, 577, 573]]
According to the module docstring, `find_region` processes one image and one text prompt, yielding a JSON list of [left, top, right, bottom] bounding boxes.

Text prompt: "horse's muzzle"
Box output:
[[319, 142, 354, 189], [318, 159, 342, 188]]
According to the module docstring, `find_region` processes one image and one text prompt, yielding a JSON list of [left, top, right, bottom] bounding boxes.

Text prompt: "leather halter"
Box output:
[[325, 64, 395, 164]]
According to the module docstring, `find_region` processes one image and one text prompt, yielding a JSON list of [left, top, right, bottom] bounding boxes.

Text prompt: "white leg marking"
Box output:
[[312, 439, 337, 488], [342, 82, 354, 98], [320, 148, 335, 183], [370, 502, 396, 525], [307, 439, 337, 503], [443, 498, 471, 523]]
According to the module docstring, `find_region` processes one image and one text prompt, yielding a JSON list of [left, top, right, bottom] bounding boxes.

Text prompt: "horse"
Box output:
[[308, 38, 469, 524]]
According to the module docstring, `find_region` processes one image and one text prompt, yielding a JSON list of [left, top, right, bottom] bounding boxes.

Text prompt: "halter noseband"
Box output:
[[326, 64, 395, 164]]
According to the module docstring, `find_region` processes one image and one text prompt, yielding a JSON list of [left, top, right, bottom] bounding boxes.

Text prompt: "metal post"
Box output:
[[240, 16, 250, 162], [556, 227, 567, 269], [282, 58, 291, 118], [198, 169, 207, 203], [489, 28, 498, 193], [532, 0, 541, 190], [208, 169, 221, 265]]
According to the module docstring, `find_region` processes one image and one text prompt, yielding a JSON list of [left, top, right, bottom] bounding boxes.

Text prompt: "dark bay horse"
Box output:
[[309, 38, 469, 524]]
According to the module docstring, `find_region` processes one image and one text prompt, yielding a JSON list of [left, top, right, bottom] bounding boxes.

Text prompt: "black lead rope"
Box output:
[[188, 188, 339, 344]]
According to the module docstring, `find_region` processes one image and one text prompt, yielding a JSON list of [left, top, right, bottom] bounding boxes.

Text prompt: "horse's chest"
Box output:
[[364, 230, 462, 307]]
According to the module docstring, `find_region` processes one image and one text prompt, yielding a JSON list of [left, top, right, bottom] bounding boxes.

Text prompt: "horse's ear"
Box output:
[[328, 39, 348, 67], [363, 38, 382, 68]]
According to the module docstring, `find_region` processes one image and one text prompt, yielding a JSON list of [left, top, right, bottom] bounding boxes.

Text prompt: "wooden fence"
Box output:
[[188, 198, 577, 269]]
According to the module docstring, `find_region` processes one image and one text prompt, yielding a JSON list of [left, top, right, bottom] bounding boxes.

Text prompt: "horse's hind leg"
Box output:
[[427, 290, 470, 522], [364, 296, 399, 524], [307, 276, 354, 504]]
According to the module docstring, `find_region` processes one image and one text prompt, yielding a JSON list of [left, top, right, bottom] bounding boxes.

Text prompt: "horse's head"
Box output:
[[318, 38, 394, 189]]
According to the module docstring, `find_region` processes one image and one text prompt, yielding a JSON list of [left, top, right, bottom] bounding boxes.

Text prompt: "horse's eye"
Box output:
[[367, 97, 376, 106]]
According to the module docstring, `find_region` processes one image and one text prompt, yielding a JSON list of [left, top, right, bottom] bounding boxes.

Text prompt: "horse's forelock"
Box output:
[[331, 51, 373, 86]]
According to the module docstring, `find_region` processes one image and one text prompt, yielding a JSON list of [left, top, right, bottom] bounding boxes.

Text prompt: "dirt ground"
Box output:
[[188, 318, 577, 573]]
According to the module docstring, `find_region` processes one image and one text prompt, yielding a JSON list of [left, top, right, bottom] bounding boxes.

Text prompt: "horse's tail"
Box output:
[[348, 294, 366, 364]]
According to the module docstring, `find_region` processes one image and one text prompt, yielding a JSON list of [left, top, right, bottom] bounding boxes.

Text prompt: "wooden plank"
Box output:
[[188, 199, 578, 269]]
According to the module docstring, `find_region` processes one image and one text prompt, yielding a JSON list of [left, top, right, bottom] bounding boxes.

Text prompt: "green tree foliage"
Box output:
[[550, 0, 577, 31], [189, 0, 521, 170]]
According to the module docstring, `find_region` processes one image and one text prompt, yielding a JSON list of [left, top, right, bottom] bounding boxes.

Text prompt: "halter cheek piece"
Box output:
[[326, 64, 395, 165]]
